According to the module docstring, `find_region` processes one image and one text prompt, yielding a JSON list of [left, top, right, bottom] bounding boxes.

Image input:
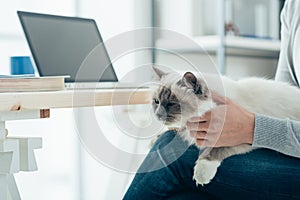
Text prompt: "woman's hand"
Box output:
[[186, 92, 255, 147]]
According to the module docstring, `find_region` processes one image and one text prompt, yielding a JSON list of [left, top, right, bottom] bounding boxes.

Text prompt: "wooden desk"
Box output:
[[0, 88, 150, 112], [0, 88, 151, 200]]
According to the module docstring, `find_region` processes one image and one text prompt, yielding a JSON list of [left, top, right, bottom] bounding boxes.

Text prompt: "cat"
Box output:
[[151, 66, 300, 186]]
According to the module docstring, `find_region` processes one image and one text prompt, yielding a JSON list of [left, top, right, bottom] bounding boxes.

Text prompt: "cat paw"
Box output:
[[193, 159, 220, 186]]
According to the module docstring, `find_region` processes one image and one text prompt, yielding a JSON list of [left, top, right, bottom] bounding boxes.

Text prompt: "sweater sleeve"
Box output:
[[253, 0, 300, 159], [275, 0, 300, 86], [252, 114, 300, 158]]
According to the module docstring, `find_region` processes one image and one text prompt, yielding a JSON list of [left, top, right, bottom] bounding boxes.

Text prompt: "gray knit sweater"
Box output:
[[252, 0, 300, 158]]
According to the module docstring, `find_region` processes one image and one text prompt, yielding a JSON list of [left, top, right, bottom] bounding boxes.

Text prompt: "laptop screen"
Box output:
[[17, 11, 118, 83]]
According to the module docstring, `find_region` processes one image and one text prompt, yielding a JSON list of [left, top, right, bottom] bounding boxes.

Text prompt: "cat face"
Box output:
[[152, 67, 211, 128], [152, 86, 181, 125]]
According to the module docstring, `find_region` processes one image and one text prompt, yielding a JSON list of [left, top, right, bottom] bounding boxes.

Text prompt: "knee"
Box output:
[[150, 130, 192, 162], [151, 130, 177, 151], [138, 130, 198, 177]]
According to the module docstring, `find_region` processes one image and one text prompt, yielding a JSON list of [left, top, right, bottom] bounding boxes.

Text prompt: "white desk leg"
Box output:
[[0, 109, 47, 200], [7, 174, 21, 200], [0, 139, 21, 200], [9, 137, 43, 171], [0, 174, 21, 200], [0, 121, 5, 139], [0, 139, 20, 174], [0, 138, 42, 200], [0, 174, 8, 200]]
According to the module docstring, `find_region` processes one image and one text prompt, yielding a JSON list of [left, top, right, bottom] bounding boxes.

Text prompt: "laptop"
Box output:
[[17, 11, 142, 89]]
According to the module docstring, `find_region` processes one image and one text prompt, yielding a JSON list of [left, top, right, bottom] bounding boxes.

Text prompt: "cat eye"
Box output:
[[153, 98, 160, 104]]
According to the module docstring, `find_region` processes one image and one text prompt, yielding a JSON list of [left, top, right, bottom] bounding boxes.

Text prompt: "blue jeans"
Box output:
[[123, 131, 300, 200]]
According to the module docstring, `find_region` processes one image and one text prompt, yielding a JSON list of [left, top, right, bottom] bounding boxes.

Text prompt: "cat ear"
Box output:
[[182, 72, 204, 96], [152, 66, 167, 79], [183, 72, 197, 87]]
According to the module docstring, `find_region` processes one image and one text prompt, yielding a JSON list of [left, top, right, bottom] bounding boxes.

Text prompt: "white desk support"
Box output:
[[0, 110, 46, 200], [0, 89, 150, 200]]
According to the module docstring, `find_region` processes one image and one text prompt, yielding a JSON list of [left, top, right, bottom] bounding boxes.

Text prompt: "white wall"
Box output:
[[156, 53, 278, 80]]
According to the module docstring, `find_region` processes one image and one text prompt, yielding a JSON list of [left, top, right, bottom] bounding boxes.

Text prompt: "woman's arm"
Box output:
[[254, 0, 300, 158], [274, 0, 294, 84], [253, 114, 300, 158], [275, 0, 299, 86], [186, 93, 300, 159]]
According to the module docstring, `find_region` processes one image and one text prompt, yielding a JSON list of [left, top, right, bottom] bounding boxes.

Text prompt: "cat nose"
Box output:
[[157, 113, 166, 121]]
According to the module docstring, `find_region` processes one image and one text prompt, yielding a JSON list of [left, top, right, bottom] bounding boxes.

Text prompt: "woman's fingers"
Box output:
[[195, 139, 211, 146], [188, 116, 206, 123], [211, 92, 233, 105], [186, 121, 209, 132], [188, 111, 211, 123], [211, 92, 226, 104], [189, 131, 207, 139]]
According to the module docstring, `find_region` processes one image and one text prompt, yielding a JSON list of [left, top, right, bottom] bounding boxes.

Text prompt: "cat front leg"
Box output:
[[193, 157, 221, 186], [193, 144, 253, 186]]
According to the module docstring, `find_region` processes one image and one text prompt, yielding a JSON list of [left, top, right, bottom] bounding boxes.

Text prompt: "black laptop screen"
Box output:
[[17, 11, 118, 83]]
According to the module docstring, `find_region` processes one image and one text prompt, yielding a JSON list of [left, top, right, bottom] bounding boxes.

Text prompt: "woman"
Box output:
[[123, 0, 300, 199]]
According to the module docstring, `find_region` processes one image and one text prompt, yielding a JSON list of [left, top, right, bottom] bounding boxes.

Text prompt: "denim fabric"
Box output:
[[123, 131, 300, 200]]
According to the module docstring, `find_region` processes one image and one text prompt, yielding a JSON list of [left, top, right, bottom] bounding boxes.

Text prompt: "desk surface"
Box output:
[[0, 88, 151, 112]]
